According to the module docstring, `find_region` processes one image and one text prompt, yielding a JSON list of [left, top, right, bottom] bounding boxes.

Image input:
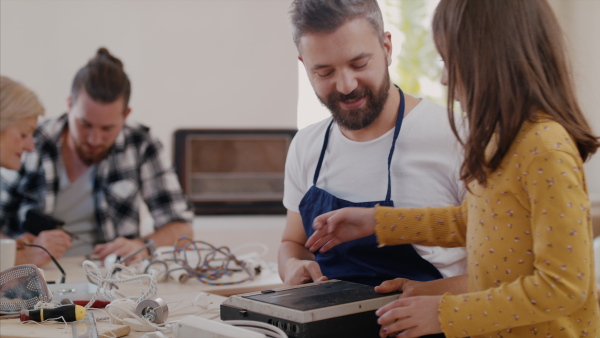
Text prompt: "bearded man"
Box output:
[[279, 0, 467, 292]]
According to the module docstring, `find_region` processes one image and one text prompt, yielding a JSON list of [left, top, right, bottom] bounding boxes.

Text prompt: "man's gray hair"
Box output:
[[290, 0, 385, 50]]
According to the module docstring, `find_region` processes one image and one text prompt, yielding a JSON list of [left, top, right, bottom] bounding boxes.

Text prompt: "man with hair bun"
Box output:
[[0, 48, 193, 262]]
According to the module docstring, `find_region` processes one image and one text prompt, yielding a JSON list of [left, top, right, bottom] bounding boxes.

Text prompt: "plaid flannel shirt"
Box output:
[[0, 114, 193, 242]]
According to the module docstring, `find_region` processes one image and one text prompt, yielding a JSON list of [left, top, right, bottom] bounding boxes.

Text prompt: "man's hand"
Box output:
[[376, 295, 443, 337], [282, 257, 328, 286], [306, 207, 376, 253], [17, 230, 72, 267], [92, 237, 148, 262]]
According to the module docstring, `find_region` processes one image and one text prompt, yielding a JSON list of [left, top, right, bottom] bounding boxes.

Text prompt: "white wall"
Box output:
[[550, 0, 600, 199], [568, 1, 600, 200], [0, 0, 299, 164], [2, 1, 599, 247], [0, 1, 299, 259], [2, 1, 597, 194]]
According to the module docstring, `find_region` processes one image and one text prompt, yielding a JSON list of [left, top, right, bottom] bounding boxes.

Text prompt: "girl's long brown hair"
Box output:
[[432, 0, 599, 186]]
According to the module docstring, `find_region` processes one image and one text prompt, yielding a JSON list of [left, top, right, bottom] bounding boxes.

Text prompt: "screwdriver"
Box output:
[[20, 304, 86, 322]]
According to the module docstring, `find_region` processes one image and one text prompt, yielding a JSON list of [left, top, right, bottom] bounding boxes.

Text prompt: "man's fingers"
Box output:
[[93, 237, 126, 257], [128, 253, 145, 263], [20, 233, 36, 242], [51, 234, 72, 248], [93, 243, 113, 259], [92, 243, 105, 254], [284, 276, 301, 287], [285, 271, 312, 287], [306, 262, 325, 282], [111, 247, 128, 258], [315, 275, 328, 282]]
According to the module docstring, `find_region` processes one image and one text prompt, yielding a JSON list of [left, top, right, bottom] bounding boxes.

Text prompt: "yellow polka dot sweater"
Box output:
[[375, 117, 599, 337]]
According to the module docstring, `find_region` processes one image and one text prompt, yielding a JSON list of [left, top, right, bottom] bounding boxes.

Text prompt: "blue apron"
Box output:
[[299, 87, 443, 286]]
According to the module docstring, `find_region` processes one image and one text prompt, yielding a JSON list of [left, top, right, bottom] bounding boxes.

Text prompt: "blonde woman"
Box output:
[[0, 76, 71, 267]]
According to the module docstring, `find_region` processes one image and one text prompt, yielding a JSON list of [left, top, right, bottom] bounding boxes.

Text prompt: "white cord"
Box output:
[[224, 320, 288, 338], [33, 300, 60, 310], [82, 259, 158, 309]]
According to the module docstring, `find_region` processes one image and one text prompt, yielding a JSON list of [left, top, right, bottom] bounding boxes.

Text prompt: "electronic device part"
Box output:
[[221, 280, 400, 338], [135, 298, 169, 324]]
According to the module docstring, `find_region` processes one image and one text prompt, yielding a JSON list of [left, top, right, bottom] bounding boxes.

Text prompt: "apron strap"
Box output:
[[313, 119, 335, 185], [385, 86, 405, 202], [312, 86, 406, 201]]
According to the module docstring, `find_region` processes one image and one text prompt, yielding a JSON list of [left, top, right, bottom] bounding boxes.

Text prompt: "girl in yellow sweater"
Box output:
[[306, 0, 600, 337]]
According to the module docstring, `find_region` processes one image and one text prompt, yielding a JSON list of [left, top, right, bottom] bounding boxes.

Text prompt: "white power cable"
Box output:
[[82, 259, 158, 309], [224, 320, 288, 338], [81, 260, 159, 325]]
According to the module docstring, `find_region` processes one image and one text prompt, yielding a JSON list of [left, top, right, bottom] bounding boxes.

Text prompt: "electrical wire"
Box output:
[[22, 243, 66, 283], [82, 260, 158, 310], [224, 320, 288, 338], [143, 236, 257, 286]]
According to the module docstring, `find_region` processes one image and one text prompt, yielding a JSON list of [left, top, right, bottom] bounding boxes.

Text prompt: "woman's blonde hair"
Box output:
[[0, 76, 44, 131]]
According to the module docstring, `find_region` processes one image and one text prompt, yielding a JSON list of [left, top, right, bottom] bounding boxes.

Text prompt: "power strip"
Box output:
[[173, 315, 266, 338]]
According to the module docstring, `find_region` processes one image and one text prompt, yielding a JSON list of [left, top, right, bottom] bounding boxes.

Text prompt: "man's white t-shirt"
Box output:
[[283, 98, 467, 278]]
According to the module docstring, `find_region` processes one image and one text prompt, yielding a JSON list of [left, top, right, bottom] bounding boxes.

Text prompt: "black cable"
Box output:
[[22, 243, 66, 284]]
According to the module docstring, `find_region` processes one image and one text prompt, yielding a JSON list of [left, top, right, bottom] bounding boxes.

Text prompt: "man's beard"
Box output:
[[318, 70, 391, 131], [74, 142, 108, 166]]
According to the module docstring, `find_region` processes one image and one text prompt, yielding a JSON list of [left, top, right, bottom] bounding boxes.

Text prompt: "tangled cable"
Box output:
[[82, 260, 158, 308], [143, 237, 257, 286]]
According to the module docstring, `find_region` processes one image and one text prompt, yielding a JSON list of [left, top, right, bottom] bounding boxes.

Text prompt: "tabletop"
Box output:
[[0, 255, 283, 338]]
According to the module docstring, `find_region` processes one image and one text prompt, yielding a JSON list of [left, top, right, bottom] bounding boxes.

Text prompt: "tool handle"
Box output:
[[20, 304, 86, 322]]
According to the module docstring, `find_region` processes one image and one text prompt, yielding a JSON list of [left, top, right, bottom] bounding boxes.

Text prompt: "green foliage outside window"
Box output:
[[383, 0, 445, 106]]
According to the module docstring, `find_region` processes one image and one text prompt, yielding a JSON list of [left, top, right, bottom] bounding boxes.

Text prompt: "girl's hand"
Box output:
[[306, 207, 376, 253], [376, 295, 443, 337]]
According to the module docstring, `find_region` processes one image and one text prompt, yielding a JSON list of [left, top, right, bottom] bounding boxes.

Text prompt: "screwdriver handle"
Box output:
[[20, 304, 86, 322]]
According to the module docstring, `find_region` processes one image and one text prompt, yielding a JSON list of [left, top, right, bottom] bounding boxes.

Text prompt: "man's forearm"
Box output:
[[278, 240, 315, 280], [146, 222, 193, 247]]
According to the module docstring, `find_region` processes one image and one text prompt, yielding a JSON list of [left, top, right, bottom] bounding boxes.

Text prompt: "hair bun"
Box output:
[[94, 47, 123, 68]]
